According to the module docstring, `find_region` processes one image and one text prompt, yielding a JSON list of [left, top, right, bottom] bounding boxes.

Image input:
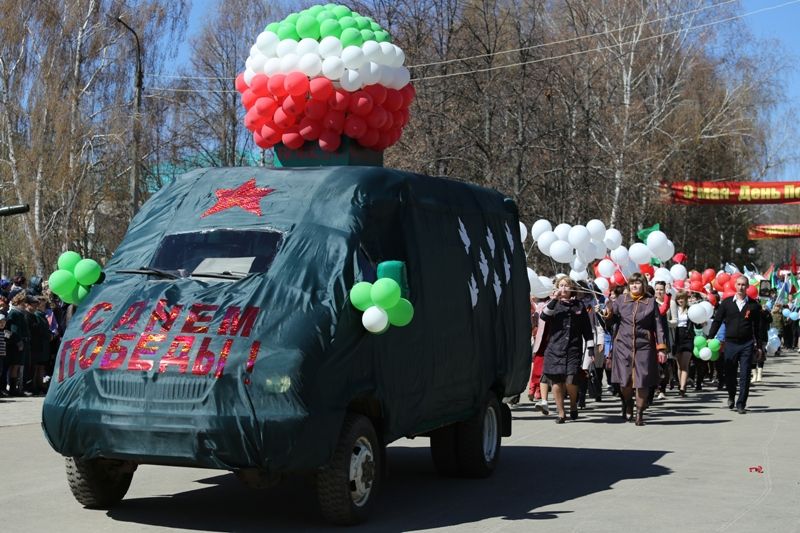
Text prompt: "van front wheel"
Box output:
[[65, 457, 135, 508], [316, 414, 381, 525], [456, 395, 501, 478]]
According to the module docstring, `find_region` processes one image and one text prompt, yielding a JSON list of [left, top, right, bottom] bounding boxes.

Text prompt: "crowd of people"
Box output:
[[519, 271, 773, 426], [0, 273, 72, 397]]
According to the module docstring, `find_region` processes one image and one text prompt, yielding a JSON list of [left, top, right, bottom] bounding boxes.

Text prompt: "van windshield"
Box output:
[[149, 229, 284, 278]]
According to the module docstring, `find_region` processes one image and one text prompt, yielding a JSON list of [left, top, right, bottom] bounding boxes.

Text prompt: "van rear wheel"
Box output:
[[65, 457, 135, 508], [456, 395, 501, 478], [316, 414, 381, 525]]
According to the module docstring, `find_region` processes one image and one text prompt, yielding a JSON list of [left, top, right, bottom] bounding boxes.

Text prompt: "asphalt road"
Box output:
[[2, 352, 799, 532]]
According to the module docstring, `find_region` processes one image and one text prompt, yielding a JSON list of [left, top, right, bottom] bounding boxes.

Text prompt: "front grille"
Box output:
[[94, 372, 213, 403]]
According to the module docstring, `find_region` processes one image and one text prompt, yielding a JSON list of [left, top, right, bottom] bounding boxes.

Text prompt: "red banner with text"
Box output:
[[748, 224, 800, 240], [661, 181, 800, 205]]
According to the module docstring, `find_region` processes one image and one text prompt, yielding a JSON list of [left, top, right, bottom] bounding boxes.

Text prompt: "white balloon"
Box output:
[[362, 40, 383, 62], [646, 231, 668, 254], [256, 31, 279, 56], [538, 275, 554, 292], [250, 50, 267, 72], [393, 44, 406, 67], [603, 228, 623, 250], [519, 221, 528, 243], [622, 260, 636, 277], [598, 259, 616, 278], [571, 256, 588, 272], [358, 61, 381, 86], [243, 68, 256, 86], [537, 231, 558, 256], [629, 243, 652, 265], [296, 38, 319, 57], [318, 36, 343, 59], [379, 41, 396, 65], [531, 219, 552, 241], [591, 239, 607, 260], [250, 44, 263, 60], [279, 53, 300, 72], [658, 240, 675, 263], [528, 268, 543, 295], [554, 223, 571, 241], [321, 56, 345, 80], [700, 301, 715, 322], [362, 306, 389, 333], [610, 245, 629, 265], [688, 303, 707, 324], [263, 57, 281, 75], [594, 277, 610, 294], [298, 53, 322, 77], [576, 247, 594, 264], [341, 46, 366, 70], [339, 68, 362, 91], [653, 268, 672, 284], [699, 347, 713, 361], [394, 67, 411, 89], [245, 56, 254, 72], [276, 39, 298, 58], [570, 269, 588, 282], [567, 225, 591, 249], [669, 264, 688, 281], [549, 240, 574, 263], [586, 219, 607, 241]]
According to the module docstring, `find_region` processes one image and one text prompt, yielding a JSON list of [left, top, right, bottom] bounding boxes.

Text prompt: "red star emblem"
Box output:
[[201, 178, 275, 218]]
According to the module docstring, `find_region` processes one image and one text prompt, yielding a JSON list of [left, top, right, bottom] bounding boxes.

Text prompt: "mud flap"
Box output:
[[499, 402, 512, 437]]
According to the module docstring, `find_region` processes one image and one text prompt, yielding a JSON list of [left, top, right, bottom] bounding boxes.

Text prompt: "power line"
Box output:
[[144, 0, 740, 82], [411, 0, 800, 82]]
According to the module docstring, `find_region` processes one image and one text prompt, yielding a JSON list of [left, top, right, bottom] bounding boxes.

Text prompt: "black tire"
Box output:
[[316, 414, 381, 525], [429, 424, 459, 477], [65, 457, 134, 509], [456, 395, 502, 478]]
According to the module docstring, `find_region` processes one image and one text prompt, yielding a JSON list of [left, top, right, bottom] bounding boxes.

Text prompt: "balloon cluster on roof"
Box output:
[[236, 3, 415, 152]]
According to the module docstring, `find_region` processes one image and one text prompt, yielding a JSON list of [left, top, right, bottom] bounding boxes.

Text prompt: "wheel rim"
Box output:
[[349, 436, 375, 507], [482, 405, 498, 462]]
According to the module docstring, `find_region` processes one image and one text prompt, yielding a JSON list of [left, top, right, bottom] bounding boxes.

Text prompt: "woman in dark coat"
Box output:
[[541, 275, 594, 424], [604, 273, 667, 426], [5, 291, 31, 396]]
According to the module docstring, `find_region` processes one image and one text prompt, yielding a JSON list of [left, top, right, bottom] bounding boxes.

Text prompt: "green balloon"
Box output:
[[340, 27, 363, 48], [693, 335, 707, 349], [58, 251, 82, 272], [371, 278, 401, 310], [296, 14, 320, 39], [61, 284, 81, 305], [354, 16, 371, 30], [316, 10, 336, 22], [277, 22, 300, 40], [707, 338, 721, 352], [350, 282, 374, 312], [332, 5, 351, 19], [387, 298, 414, 327], [693, 347, 700, 358], [360, 29, 375, 42], [73, 258, 102, 286], [338, 16, 357, 29], [265, 22, 280, 33], [374, 30, 390, 43], [48, 269, 77, 296], [710, 350, 720, 361], [308, 5, 325, 16], [77, 284, 91, 303], [320, 19, 342, 38], [284, 13, 300, 24], [370, 21, 382, 32]]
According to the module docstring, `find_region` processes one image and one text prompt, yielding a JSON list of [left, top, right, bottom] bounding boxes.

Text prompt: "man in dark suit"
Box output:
[[708, 276, 765, 414]]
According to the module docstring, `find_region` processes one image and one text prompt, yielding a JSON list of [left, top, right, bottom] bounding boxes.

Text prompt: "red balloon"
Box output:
[[366, 106, 388, 130], [250, 74, 270, 97], [344, 115, 368, 139], [283, 72, 309, 97], [260, 124, 282, 145], [673, 279, 685, 289], [381, 111, 394, 131], [724, 281, 735, 293], [241, 89, 257, 110], [282, 131, 305, 149], [364, 84, 387, 105], [707, 294, 718, 306], [322, 109, 345, 133], [712, 279, 722, 292], [608, 278, 617, 290], [746, 285, 758, 299], [702, 268, 716, 284], [235, 72, 248, 93], [329, 89, 351, 111], [400, 84, 416, 107], [723, 290, 735, 300], [282, 94, 306, 116], [639, 264, 654, 278], [689, 271, 702, 283], [309, 77, 334, 101], [255, 97, 278, 116], [298, 117, 322, 141], [613, 271, 626, 286], [244, 107, 265, 131], [672, 252, 687, 264], [349, 91, 374, 116], [358, 128, 380, 148], [267, 74, 287, 97], [392, 110, 405, 129], [273, 107, 296, 129], [305, 99, 328, 120], [717, 272, 731, 286], [319, 129, 341, 152], [253, 130, 271, 149], [730, 273, 742, 284], [384, 89, 403, 112], [690, 280, 704, 293]]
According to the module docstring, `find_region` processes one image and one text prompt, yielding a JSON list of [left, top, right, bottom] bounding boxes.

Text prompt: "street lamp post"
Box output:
[[115, 16, 143, 218]]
